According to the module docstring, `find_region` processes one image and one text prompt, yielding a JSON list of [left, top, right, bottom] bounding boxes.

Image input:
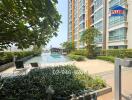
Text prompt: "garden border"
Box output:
[[0, 55, 33, 72], [76, 86, 112, 99], [0, 62, 14, 72]]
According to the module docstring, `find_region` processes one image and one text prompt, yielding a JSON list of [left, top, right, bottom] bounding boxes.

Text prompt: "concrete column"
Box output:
[[115, 58, 122, 100], [127, 0, 132, 49], [103, 0, 107, 50]]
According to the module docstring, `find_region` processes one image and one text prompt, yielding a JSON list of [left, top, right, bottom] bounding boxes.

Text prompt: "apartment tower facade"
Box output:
[[68, 0, 132, 49]]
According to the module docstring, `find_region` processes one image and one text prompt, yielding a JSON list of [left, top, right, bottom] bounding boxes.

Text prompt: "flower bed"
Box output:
[[0, 65, 106, 100]]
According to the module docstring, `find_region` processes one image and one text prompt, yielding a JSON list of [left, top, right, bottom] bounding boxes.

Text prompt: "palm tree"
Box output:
[[80, 27, 100, 58]]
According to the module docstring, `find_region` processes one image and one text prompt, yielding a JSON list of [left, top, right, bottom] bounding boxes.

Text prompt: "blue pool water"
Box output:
[[25, 53, 70, 64]]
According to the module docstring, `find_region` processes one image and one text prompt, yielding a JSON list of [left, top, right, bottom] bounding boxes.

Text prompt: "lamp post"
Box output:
[[114, 58, 132, 100]]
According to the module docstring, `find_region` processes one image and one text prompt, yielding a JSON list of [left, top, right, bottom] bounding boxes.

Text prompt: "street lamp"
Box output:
[[114, 58, 132, 100]]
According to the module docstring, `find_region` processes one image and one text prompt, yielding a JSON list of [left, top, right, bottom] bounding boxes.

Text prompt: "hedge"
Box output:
[[98, 49, 132, 58], [0, 51, 41, 66], [70, 49, 88, 57], [0, 65, 106, 100], [96, 56, 115, 63], [68, 54, 85, 61]]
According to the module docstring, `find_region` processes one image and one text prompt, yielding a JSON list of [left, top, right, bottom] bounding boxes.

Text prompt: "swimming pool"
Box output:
[[25, 53, 70, 64]]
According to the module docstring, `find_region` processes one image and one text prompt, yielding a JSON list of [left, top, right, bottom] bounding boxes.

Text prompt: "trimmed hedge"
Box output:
[[96, 56, 115, 63], [99, 49, 132, 58], [70, 49, 88, 57], [0, 51, 41, 66], [68, 49, 88, 61], [68, 54, 85, 61], [0, 65, 106, 100]]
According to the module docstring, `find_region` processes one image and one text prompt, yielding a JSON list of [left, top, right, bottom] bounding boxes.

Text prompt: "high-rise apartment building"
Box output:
[[68, 0, 132, 49]]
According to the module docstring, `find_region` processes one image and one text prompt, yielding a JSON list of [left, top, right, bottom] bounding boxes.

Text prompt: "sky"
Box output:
[[46, 0, 68, 48]]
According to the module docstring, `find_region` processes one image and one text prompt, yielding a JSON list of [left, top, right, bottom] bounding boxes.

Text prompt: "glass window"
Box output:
[[109, 15, 127, 28], [94, 8, 103, 22], [79, 22, 85, 30], [95, 34, 103, 43], [94, 0, 103, 10], [109, 28, 127, 42], [94, 21, 103, 32]]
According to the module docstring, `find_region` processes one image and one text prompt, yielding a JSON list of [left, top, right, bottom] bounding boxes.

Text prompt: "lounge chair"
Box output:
[[13, 60, 27, 75], [30, 62, 39, 67]]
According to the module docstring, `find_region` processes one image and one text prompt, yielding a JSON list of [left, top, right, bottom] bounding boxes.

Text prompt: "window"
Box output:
[[94, 21, 103, 31], [109, 28, 127, 42], [109, 45, 127, 49], [95, 34, 103, 43], [79, 14, 85, 22], [109, 0, 119, 8], [109, 15, 127, 28], [79, 22, 85, 30], [94, 8, 103, 22], [94, 0, 103, 10]]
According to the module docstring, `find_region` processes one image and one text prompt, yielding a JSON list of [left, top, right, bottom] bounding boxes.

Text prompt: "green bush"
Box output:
[[96, 56, 115, 63], [68, 54, 85, 61], [70, 49, 88, 57], [0, 52, 14, 65], [0, 65, 106, 99], [99, 49, 132, 58], [0, 51, 40, 65]]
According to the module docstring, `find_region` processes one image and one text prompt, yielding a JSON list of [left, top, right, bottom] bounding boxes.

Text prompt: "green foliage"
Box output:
[[0, 65, 106, 99], [68, 54, 85, 61], [0, 51, 40, 65], [99, 49, 132, 58], [32, 45, 42, 56], [0, 0, 61, 50], [70, 49, 88, 57], [80, 27, 100, 58], [96, 56, 115, 63], [61, 41, 75, 52]]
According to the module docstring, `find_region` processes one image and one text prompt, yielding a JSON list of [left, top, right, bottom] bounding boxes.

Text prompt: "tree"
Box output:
[[33, 45, 43, 55], [61, 41, 74, 52], [80, 27, 100, 57], [0, 0, 61, 50]]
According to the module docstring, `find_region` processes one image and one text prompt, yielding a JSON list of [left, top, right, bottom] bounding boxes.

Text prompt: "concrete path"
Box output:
[[98, 68, 132, 100], [0, 61, 76, 75], [74, 59, 132, 100], [1, 66, 15, 73], [74, 59, 114, 74]]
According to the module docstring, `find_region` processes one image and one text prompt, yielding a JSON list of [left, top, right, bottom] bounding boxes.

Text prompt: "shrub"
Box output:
[[96, 56, 115, 63], [68, 54, 85, 61], [0, 65, 106, 99], [0, 51, 40, 66], [99, 49, 132, 58], [70, 49, 88, 57], [0, 52, 14, 65]]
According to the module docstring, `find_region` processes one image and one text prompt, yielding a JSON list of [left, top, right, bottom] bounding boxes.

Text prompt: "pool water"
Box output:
[[25, 53, 70, 64]]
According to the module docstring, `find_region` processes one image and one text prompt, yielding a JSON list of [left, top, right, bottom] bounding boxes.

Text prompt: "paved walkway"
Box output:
[[74, 59, 114, 74], [98, 68, 132, 100], [74, 59, 132, 100], [1, 61, 76, 75]]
